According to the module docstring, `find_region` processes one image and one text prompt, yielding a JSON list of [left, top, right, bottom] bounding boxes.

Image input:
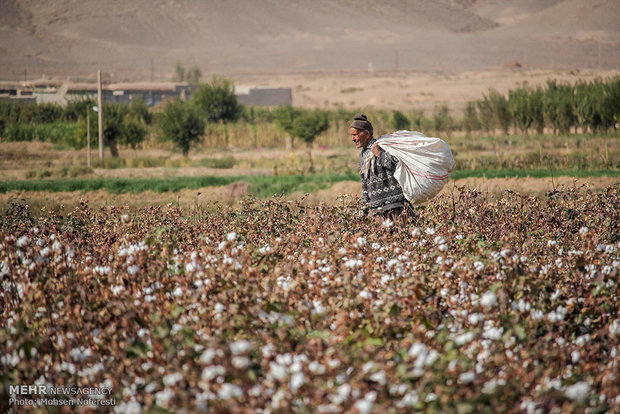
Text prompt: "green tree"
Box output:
[[462, 101, 480, 135], [289, 109, 330, 147], [477, 96, 494, 134], [191, 76, 242, 123], [432, 105, 454, 135], [185, 65, 202, 85], [102, 103, 127, 157], [574, 80, 603, 133], [64, 96, 96, 122], [389, 110, 410, 130], [602, 75, 620, 130], [173, 61, 185, 83], [487, 89, 510, 135], [530, 86, 545, 134], [543, 80, 576, 134], [507, 86, 534, 135], [157, 99, 205, 156]]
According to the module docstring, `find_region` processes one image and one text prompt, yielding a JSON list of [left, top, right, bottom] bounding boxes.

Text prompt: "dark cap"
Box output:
[[350, 113, 373, 135]]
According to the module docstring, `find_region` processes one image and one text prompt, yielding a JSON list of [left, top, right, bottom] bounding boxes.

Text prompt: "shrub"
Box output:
[[389, 110, 410, 130], [462, 101, 480, 135], [156, 99, 205, 156], [191, 76, 242, 123]]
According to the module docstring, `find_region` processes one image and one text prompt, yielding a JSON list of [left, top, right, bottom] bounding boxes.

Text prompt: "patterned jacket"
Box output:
[[359, 138, 406, 213]]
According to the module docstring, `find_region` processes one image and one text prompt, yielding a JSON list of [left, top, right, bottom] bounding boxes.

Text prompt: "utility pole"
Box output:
[[97, 70, 104, 160], [87, 109, 91, 167]]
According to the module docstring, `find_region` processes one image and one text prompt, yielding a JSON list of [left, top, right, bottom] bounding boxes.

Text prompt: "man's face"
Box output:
[[350, 127, 370, 149]]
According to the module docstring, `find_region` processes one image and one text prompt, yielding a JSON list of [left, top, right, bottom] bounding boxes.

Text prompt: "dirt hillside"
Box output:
[[1, 0, 619, 82]]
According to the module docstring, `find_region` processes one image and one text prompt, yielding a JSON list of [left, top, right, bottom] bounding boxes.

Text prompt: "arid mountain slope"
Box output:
[[0, 0, 618, 81]]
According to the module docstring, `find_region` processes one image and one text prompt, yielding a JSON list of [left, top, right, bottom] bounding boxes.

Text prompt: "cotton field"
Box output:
[[1, 185, 618, 413]]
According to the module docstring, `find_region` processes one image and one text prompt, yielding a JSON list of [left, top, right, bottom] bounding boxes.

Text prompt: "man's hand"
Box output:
[[371, 143, 381, 157]]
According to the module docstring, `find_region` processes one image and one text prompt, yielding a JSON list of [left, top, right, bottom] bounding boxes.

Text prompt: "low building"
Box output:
[[0, 81, 292, 107], [235, 86, 292, 107]]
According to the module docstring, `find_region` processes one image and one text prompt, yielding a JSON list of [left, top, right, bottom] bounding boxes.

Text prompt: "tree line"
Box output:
[[1, 75, 618, 156]]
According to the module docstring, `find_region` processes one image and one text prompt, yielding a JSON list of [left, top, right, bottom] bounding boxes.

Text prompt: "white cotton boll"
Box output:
[[579, 226, 589, 235], [564, 381, 590, 401], [114, 399, 141, 414], [474, 261, 485, 272], [111, 285, 125, 296], [309, 361, 326, 375], [155, 388, 174, 407], [370, 370, 387, 385], [571, 350, 580, 364], [412, 228, 422, 237], [398, 391, 419, 408], [359, 290, 371, 299], [127, 265, 140, 275], [163, 372, 183, 387], [353, 393, 375, 414], [312, 300, 326, 315], [454, 331, 476, 345], [16, 235, 30, 247], [345, 259, 363, 268], [383, 218, 394, 228], [218, 383, 243, 399], [201, 365, 225, 381], [425, 228, 435, 235], [483, 326, 503, 340], [480, 291, 497, 308], [371, 242, 381, 250], [230, 340, 252, 355], [458, 371, 476, 384], [269, 361, 288, 381], [226, 232, 237, 241], [290, 372, 306, 393], [609, 320, 620, 338], [531, 310, 544, 320], [232, 356, 250, 369]]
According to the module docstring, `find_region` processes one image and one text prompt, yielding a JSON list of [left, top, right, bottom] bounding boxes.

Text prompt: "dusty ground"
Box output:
[[3, 176, 617, 215], [234, 68, 620, 113]]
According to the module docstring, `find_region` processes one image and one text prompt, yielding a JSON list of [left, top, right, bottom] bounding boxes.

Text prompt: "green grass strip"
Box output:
[[1, 170, 616, 197], [0, 173, 361, 197], [450, 169, 620, 180]]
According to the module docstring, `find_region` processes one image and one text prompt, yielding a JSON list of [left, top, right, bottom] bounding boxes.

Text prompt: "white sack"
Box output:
[[363, 130, 455, 204]]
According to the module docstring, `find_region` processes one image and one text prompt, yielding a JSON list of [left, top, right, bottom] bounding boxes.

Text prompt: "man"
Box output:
[[349, 113, 409, 224]]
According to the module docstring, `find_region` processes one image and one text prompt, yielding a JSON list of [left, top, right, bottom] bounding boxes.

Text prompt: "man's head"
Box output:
[[349, 113, 373, 148]]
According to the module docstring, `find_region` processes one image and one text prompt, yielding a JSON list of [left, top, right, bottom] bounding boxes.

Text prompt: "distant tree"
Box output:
[[102, 103, 127, 157], [601, 75, 620, 131], [272, 105, 329, 171], [543, 80, 576, 134], [173, 61, 185, 83], [507, 86, 534, 135], [64, 96, 96, 122], [185, 65, 202, 85], [191, 76, 242, 123], [574, 80, 603, 133], [173, 62, 202, 85], [462, 101, 480, 135], [156, 99, 205, 156], [389, 110, 410, 131], [530, 86, 545, 134], [432, 105, 454, 135], [290, 109, 330, 147], [477, 95, 494, 134], [487, 89, 510, 135]]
